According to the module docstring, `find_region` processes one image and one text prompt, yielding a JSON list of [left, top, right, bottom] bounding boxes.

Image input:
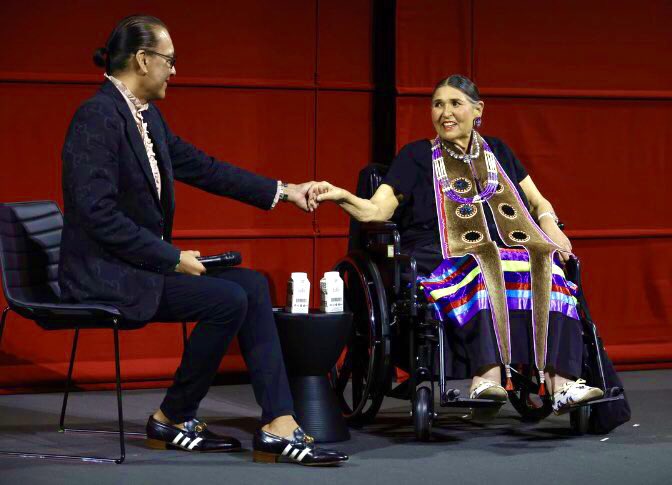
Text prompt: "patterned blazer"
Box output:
[[59, 80, 278, 321]]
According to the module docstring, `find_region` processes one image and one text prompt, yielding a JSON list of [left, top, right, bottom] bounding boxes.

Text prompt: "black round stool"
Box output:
[[273, 309, 352, 443]]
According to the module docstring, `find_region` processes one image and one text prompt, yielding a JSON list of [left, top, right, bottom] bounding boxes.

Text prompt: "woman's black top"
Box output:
[[382, 137, 530, 251]]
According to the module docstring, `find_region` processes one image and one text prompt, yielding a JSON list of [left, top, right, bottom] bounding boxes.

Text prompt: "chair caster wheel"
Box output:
[[414, 386, 432, 442]]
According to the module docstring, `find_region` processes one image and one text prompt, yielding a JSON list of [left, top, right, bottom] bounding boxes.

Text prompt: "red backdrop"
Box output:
[[0, 0, 670, 392]]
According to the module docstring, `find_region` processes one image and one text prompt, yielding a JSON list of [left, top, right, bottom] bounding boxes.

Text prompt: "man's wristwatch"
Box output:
[[279, 182, 289, 202]]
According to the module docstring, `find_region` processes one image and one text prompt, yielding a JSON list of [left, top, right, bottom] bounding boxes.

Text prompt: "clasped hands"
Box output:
[[282, 181, 345, 212]]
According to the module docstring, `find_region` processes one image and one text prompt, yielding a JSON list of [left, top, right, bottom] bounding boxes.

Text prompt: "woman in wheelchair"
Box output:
[[310, 74, 604, 420]]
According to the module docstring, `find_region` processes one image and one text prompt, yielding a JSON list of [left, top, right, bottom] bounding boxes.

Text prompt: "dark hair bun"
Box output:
[[98, 15, 166, 74], [93, 47, 108, 68]]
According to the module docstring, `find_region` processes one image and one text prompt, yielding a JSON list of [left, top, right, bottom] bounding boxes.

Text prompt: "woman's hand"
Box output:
[[540, 219, 572, 264], [308, 181, 398, 223], [308, 181, 348, 205]]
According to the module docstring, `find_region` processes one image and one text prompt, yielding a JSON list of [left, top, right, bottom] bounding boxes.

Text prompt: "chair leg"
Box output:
[[113, 325, 125, 464], [0, 320, 140, 464], [59, 327, 80, 431]]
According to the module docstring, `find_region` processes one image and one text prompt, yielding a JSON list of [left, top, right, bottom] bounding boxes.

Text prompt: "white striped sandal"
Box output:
[[252, 427, 348, 466], [145, 416, 242, 452]]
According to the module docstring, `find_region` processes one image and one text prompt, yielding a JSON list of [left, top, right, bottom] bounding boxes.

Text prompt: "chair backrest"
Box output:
[[357, 163, 388, 200], [348, 164, 390, 251], [0, 201, 63, 310]]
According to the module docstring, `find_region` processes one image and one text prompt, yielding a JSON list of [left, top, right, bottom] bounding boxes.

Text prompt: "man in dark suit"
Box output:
[[60, 15, 347, 465]]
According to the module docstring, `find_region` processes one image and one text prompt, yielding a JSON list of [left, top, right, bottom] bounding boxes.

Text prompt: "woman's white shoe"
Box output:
[[469, 379, 508, 422], [552, 379, 604, 415], [470, 379, 508, 401]]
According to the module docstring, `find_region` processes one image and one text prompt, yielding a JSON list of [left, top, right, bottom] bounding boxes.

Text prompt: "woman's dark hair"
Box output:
[[433, 74, 481, 103], [93, 15, 167, 75]]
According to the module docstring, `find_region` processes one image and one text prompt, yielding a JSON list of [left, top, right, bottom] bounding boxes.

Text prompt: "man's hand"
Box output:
[[176, 250, 206, 275], [285, 181, 318, 212], [540, 219, 572, 264]]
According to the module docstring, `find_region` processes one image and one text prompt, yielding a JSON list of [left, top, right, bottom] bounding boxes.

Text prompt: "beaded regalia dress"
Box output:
[[417, 132, 579, 393]]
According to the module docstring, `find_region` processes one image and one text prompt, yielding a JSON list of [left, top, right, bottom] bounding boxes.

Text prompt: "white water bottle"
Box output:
[[320, 271, 344, 313], [286, 272, 310, 313]]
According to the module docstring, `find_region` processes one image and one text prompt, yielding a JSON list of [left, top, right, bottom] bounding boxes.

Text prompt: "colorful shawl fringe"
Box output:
[[419, 248, 579, 326]]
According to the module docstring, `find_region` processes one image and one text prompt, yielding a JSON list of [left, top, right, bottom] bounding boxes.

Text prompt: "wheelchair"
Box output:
[[329, 164, 624, 441]]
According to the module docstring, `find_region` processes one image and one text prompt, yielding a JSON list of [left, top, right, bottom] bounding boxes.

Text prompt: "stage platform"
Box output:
[[0, 369, 670, 485]]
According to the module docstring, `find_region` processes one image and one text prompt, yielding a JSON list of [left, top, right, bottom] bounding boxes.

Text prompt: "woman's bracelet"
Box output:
[[538, 211, 559, 224]]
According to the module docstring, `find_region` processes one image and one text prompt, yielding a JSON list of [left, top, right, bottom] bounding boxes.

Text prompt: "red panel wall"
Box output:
[[396, 0, 672, 366], [0, 0, 372, 392], [2, 0, 670, 392]]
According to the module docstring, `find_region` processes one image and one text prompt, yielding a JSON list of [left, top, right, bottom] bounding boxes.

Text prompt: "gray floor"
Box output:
[[0, 370, 671, 485]]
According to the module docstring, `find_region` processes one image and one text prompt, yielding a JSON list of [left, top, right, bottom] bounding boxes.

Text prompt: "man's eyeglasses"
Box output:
[[145, 50, 177, 68]]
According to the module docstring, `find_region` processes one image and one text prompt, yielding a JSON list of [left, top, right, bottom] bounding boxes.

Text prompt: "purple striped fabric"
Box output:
[[419, 248, 579, 327]]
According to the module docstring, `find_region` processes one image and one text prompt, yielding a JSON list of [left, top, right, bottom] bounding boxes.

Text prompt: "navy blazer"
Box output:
[[59, 80, 278, 321]]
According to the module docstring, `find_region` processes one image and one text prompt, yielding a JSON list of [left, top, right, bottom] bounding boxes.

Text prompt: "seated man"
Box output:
[[60, 14, 347, 466]]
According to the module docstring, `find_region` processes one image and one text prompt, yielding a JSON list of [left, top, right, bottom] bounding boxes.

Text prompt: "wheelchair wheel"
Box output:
[[330, 252, 391, 425], [508, 366, 553, 422], [570, 406, 591, 435], [413, 386, 433, 442]]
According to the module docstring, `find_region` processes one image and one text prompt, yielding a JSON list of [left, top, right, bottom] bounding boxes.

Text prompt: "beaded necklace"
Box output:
[[442, 132, 480, 164], [431, 131, 498, 204]]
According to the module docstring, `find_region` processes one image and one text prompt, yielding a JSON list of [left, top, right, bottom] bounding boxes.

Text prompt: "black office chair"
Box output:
[[0, 201, 187, 464]]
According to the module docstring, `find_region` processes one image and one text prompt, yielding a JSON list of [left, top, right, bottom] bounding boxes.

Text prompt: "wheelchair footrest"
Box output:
[[439, 389, 504, 408], [565, 387, 625, 412], [564, 392, 624, 411]]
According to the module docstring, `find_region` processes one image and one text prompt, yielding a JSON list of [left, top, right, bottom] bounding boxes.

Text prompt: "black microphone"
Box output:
[[197, 251, 242, 269]]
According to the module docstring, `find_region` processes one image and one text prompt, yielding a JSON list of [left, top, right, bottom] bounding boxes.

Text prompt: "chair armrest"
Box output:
[[360, 221, 398, 234], [360, 222, 401, 259], [563, 256, 581, 285]]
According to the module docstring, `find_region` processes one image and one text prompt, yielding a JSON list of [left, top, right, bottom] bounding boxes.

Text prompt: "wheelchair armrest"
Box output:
[[357, 220, 420, 315], [563, 256, 583, 288], [361, 221, 401, 260], [360, 221, 398, 234]]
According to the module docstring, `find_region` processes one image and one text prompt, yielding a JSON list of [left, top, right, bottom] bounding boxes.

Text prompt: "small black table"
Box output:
[[273, 309, 353, 443]]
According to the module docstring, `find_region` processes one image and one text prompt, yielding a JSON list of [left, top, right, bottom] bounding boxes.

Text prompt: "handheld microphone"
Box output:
[[197, 251, 242, 269]]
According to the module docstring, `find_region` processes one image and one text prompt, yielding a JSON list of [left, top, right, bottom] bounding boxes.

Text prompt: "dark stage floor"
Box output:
[[0, 370, 671, 485]]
